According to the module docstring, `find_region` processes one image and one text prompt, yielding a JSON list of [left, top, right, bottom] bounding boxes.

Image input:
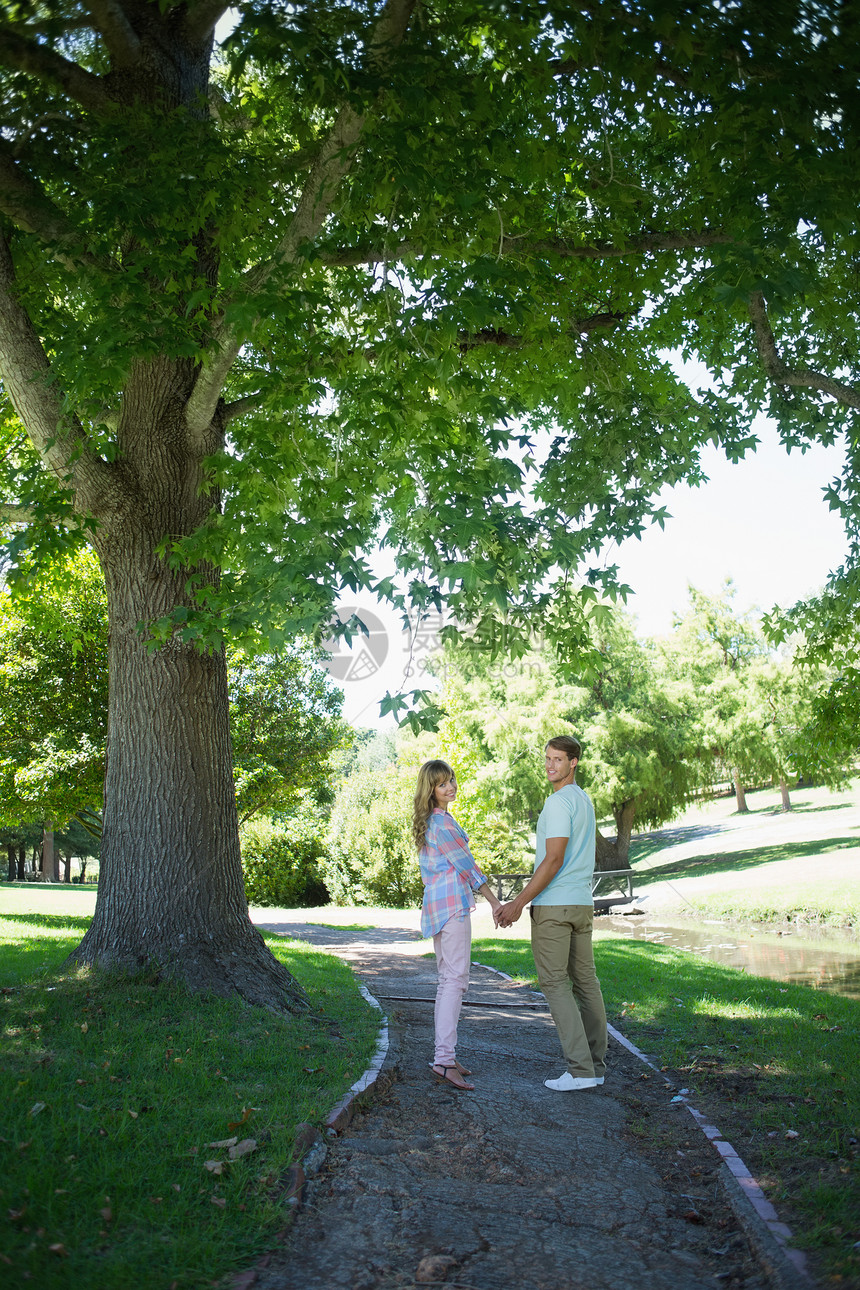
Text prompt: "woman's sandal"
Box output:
[[454, 1060, 472, 1077], [431, 1063, 474, 1091]]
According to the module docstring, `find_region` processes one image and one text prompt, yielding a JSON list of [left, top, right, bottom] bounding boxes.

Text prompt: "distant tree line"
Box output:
[[321, 585, 855, 907]]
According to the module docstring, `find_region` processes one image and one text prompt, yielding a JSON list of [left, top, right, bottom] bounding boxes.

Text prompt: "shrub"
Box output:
[[323, 767, 422, 907], [240, 816, 329, 907]]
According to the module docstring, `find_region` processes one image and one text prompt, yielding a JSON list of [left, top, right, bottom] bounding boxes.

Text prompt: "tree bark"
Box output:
[[6, 844, 15, 882], [40, 826, 56, 882], [594, 799, 636, 871], [64, 382, 308, 1013], [779, 778, 792, 811], [17, 844, 25, 880], [732, 770, 748, 813]]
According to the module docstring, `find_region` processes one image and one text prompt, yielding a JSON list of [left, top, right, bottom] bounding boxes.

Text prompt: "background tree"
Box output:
[[434, 616, 699, 871], [0, 1, 856, 1005], [574, 615, 698, 867], [228, 647, 347, 826], [0, 549, 107, 834], [323, 763, 421, 908], [663, 585, 769, 812]]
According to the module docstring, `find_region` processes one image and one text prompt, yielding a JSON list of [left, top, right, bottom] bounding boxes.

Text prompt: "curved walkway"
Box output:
[[245, 912, 809, 1290]]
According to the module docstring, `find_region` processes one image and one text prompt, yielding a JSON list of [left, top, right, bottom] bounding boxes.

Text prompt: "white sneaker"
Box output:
[[544, 1073, 598, 1091]]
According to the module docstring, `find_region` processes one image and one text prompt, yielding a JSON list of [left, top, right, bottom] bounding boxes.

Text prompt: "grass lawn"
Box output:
[[624, 780, 860, 927], [0, 909, 380, 1289], [470, 931, 860, 1286]]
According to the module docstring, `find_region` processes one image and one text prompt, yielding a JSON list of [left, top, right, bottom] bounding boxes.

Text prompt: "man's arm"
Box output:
[[495, 836, 567, 927]]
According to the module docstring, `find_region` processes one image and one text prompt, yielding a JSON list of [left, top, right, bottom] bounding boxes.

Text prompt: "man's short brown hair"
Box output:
[[546, 735, 581, 762]]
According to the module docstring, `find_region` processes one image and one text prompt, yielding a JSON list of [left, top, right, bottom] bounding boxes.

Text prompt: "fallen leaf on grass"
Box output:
[[785, 1130, 800, 1140], [28, 1103, 46, 1117], [211, 1197, 226, 1209], [227, 1107, 259, 1131], [80, 1022, 88, 1033], [228, 1139, 257, 1161], [209, 1137, 238, 1149], [49, 1244, 69, 1256], [99, 1207, 112, 1223], [204, 1160, 226, 1176], [128, 1110, 138, 1119]]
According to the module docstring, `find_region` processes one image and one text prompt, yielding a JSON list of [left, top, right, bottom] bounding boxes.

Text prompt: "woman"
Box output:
[[413, 759, 502, 1091]]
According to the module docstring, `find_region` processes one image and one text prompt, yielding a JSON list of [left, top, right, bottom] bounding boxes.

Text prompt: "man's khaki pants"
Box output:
[[530, 904, 607, 1078]]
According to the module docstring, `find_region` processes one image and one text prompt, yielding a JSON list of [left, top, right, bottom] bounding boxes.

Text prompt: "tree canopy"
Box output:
[[0, 0, 856, 1005]]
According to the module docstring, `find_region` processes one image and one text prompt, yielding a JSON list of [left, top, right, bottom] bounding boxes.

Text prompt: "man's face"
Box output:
[[545, 747, 576, 786]]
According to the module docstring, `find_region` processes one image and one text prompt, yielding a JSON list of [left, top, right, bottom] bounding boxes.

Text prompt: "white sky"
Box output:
[[604, 415, 847, 639]]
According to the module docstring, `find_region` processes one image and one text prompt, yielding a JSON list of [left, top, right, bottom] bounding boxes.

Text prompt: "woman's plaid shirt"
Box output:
[[419, 807, 488, 938]]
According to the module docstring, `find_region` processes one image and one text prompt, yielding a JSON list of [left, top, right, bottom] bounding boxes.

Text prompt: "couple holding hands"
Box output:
[[413, 736, 608, 1093]]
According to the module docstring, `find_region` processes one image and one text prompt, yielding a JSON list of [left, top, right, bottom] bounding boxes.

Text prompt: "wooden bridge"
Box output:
[[492, 868, 636, 914]]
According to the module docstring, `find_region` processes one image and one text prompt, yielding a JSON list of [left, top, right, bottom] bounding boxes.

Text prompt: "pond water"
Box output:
[[595, 915, 860, 999]]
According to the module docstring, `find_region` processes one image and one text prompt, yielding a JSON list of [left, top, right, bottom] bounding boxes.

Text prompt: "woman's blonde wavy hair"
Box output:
[[412, 759, 455, 852]]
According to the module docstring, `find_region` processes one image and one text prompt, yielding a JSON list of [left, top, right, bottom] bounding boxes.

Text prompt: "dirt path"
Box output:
[[244, 918, 805, 1290]]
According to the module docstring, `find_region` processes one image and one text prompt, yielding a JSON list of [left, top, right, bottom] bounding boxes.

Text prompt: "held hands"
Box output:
[[493, 899, 523, 929]]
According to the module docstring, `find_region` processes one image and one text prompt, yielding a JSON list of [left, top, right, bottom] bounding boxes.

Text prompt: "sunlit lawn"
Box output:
[[472, 932, 860, 1284], [0, 911, 379, 1289]]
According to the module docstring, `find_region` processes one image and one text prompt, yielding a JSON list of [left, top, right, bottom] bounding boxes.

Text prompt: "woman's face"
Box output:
[[433, 773, 457, 809]]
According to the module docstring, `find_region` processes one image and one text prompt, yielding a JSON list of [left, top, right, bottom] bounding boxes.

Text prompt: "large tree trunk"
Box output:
[[6, 844, 15, 882], [17, 844, 24, 880], [65, 382, 308, 1014], [594, 800, 636, 871], [779, 778, 792, 811], [732, 769, 748, 813]]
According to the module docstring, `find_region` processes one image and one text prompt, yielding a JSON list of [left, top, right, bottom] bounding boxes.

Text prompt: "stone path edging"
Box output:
[[230, 983, 392, 1290], [325, 983, 391, 1134], [475, 958, 812, 1288]]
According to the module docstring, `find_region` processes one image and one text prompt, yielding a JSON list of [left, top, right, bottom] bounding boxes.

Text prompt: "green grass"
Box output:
[[673, 880, 860, 928], [472, 932, 860, 1285], [631, 835, 860, 886], [0, 913, 380, 1289]]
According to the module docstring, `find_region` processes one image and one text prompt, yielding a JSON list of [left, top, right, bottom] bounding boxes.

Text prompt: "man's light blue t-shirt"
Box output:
[[531, 782, 596, 906]]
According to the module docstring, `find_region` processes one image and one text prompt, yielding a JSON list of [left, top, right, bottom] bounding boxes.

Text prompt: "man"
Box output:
[[497, 736, 607, 1091]]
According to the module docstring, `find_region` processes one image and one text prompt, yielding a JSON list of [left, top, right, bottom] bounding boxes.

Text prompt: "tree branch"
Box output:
[[523, 231, 733, 259], [84, 0, 141, 66], [457, 312, 629, 353], [550, 54, 690, 90], [0, 139, 98, 268], [748, 292, 860, 410], [0, 502, 36, 523], [0, 24, 110, 112], [0, 231, 115, 512], [184, 0, 418, 443], [320, 229, 731, 269], [221, 393, 267, 424], [183, 0, 233, 46]]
